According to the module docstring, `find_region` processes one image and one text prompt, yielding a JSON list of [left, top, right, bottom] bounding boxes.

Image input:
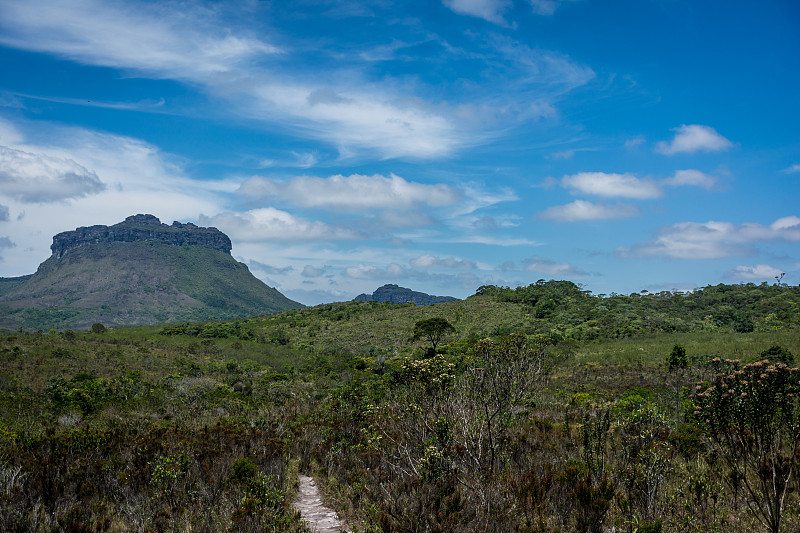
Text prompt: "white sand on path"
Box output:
[[293, 475, 348, 533]]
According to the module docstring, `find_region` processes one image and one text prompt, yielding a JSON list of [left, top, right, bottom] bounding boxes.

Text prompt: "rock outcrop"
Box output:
[[354, 284, 458, 306], [50, 214, 232, 259]]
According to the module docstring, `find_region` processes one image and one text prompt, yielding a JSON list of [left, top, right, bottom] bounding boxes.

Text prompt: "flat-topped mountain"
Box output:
[[0, 214, 302, 330], [353, 284, 459, 306], [51, 214, 232, 258]]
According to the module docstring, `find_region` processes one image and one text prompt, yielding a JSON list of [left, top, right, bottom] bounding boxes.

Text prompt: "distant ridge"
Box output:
[[0, 214, 302, 330], [354, 284, 459, 306]]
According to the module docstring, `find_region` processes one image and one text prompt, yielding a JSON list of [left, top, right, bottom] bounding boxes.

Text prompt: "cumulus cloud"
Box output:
[[410, 254, 477, 269], [239, 173, 462, 212], [663, 169, 716, 190], [617, 216, 800, 259], [728, 264, 786, 280], [562, 172, 661, 199], [0, 145, 105, 202], [200, 208, 361, 243], [523, 256, 587, 276], [539, 199, 639, 222], [656, 124, 732, 155], [443, 0, 511, 25]]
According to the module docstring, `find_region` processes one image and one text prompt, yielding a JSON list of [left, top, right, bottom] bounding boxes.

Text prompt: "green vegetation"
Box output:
[[0, 281, 799, 531], [0, 241, 302, 331]]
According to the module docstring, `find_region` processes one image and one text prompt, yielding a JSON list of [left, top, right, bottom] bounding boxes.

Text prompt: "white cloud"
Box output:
[[656, 124, 733, 155], [0, 117, 226, 275], [617, 216, 800, 259], [239, 173, 461, 212], [410, 254, 477, 269], [728, 264, 785, 280], [539, 199, 639, 221], [624, 136, 645, 149], [200, 208, 360, 243], [0, 0, 279, 80], [0, 204, 9, 221], [0, 145, 106, 202], [0, 0, 463, 160], [562, 172, 661, 199], [663, 169, 716, 190], [443, 0, 511, 25], [523, 256, 587, 276]]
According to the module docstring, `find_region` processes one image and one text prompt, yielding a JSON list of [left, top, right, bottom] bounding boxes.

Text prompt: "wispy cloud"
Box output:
[[238, 173, 462, 212], [0, 0, 279, 78], [410, 254, 477, 269], [783, 164, 800, 174], [539, 199, 639, 221], [200, 208, 361, 243], [301, 265, 327, 278], [343, 261, 481, 289], [562, 172, 661, 199], [0, 0, 462, 160], [443, 0, 511, 25], [247, 260, 294, 276], [656, 124, 732, 155], [528, 0, 578, 16], [663, 169, 716, 190], [617, 216, 800, 259]]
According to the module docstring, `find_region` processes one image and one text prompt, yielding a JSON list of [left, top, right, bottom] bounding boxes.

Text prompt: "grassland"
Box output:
[[1, 282, 799, 531]]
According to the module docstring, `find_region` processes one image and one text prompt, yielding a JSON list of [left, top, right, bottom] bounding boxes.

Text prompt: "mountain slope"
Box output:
[[0, 215, 302, 330]]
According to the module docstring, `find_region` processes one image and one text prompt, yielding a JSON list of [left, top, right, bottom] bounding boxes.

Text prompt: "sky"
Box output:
[[0, 0, 798, 306]]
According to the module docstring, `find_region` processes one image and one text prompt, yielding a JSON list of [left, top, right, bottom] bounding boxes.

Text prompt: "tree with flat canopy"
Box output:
[[411, 317, 455, 354]]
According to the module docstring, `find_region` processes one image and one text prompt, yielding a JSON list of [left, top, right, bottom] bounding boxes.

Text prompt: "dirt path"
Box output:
[[293, 475, 348, 533]]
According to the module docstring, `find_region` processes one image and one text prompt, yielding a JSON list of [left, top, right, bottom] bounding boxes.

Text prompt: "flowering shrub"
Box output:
[[693, 358, 800, 533]]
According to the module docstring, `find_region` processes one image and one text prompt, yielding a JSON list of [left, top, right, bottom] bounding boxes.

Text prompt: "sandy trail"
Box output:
[[293, 475, 348, 533]]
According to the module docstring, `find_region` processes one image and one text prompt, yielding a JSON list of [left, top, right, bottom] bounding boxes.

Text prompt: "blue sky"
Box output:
[[0, 0, 798, 305]]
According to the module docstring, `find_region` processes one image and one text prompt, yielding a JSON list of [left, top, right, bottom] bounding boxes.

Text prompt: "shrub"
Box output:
[[694, 358, 800, 533]]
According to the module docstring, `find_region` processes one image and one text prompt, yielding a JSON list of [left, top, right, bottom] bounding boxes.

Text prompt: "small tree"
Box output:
[[694, 358, 800, 533], [411, 318, 455, 354], [667, 344, 689, 421]]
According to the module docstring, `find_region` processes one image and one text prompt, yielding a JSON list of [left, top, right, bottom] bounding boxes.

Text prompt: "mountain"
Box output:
[[0, 214, 302, 330], [353, 284, 459, 306]]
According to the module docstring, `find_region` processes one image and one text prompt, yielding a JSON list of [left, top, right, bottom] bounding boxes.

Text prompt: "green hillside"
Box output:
[[0, 241, 301, 331]]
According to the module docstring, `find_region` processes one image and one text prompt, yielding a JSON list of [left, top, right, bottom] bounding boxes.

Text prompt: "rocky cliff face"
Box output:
[[50, 214, 232, 259]]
